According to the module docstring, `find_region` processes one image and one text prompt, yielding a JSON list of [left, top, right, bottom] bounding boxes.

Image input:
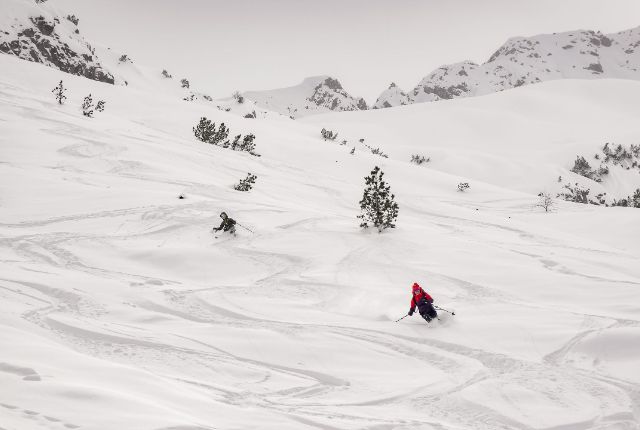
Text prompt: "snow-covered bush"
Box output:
[[244, 111, 257, 119], [81, 94, 105, 117], [369, 147, 388, 158], [232, 91, 244, 104], [358, 166, 399, 232], [66, 14, 79, 25], [52, 80, 66, 105], [457, 182, 470, 192], [234, 173, 257, 191], [321, 128, 338, 141], [161, 69, 172, 79], [536, 192, 555, 212], [557, 183, 591, 204], [350, 147, 355, 155], [411, 154, 430, 165], [180, 79, 190, 89], [119, 54, 130, 63]]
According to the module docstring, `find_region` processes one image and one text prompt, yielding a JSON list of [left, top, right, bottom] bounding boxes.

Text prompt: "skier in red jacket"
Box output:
[[408, 282, 438, 322]]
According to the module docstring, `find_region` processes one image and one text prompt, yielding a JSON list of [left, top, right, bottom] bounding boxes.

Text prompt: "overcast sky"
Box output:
[[55, 0, 640, 102]]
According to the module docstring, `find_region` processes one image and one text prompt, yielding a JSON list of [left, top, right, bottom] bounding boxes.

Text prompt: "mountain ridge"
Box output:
[[374, 25, 640, 108]]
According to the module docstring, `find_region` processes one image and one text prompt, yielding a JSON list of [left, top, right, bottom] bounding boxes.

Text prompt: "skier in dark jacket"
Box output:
[[213, 212, 236, 236], [408, 282, 438, 322]]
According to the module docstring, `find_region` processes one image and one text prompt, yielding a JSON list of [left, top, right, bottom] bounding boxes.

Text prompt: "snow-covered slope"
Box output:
[[376, 26, 640, 107], [243, 75, 368, 118], [308, 78, 640, 206], [2, 53, 640, 430]]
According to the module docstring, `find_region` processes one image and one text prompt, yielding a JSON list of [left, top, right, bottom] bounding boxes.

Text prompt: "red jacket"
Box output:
[[409, 283, 433, 312]]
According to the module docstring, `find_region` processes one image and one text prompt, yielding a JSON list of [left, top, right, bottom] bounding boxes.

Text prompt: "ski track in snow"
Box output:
[[3, 190, 639, 429], [2, 56, 640, 429]]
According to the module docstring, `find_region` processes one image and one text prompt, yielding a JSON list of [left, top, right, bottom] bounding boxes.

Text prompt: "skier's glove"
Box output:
[[408, 310, 414, 316]]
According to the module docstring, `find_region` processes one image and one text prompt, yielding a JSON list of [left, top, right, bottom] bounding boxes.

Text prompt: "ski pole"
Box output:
[[434, 305, 455, 316], [395, 314, 410, 322], [237, 223, 253, 233]]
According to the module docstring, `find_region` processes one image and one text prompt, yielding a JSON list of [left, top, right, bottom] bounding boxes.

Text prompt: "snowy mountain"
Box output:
[[243, 75, 368, 118], [372, 82, 411, 109], [375, 26, 640, 107]]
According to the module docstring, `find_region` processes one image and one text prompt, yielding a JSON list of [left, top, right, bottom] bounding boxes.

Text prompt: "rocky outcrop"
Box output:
[[372, 82, 410, 109], [0, 2, 114, 84], [243, 75, 367, 118]]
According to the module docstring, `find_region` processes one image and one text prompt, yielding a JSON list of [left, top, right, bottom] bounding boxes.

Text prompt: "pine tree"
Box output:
[[321, 128, 338, 141], [241, 134, 256, 153], [632, 188, 640, 208], [193, 117, 216, 143], [180, 78, 190, 89], [52, 80, 67, 105], [95, 100, 106, 112], [357, 166, 399, 232], [81, 94, 94, 117], [234, 173, 257, 191], [212, 122, 229, 145]]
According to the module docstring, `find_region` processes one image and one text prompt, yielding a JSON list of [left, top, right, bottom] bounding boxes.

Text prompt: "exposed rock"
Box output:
[[0, 6, 114, 84]]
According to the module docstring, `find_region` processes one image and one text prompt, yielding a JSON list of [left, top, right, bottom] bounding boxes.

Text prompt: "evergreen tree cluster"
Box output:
[[571, 143, 640, 185], [611, 188, 640, 208], [557, 183, 592, 204], [457, 182, 470, 192], [193, 117, 259, 156], [571, 156, 602, 182], [357, 166, 399, 233], [361, 142, 388, 158], [410, 154, 430, 165], [234, 173, 257, 191], [81, 94, 106, 117], [600, 142, 640, 167], [321, 128, 338, 141]]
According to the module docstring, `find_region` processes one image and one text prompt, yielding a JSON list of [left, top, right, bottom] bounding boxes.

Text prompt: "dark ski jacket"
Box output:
[[216, 216, 236, 232]]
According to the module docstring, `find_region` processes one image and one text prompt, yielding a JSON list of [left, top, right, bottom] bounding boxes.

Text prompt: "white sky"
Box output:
[[55, 0, 640, 102]]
